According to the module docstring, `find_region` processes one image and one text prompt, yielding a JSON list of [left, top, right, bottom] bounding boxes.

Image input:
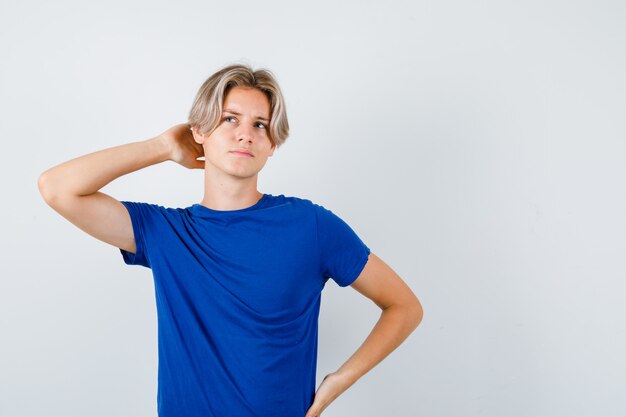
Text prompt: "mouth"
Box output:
[[230, 149, 254, 157]]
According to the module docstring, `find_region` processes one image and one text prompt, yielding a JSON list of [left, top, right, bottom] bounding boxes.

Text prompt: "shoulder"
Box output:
[[274, 195, 349, 230], [274, 194, 327, 208], [272, 194, 334, 219], [120, 200, 187, 222]]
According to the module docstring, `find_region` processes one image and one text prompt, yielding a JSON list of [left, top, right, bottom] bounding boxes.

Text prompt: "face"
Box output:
[[193, 86, 275, 179]]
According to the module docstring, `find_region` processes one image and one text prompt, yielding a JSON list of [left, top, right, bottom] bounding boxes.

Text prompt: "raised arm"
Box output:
[[37, 123, 204, 253]]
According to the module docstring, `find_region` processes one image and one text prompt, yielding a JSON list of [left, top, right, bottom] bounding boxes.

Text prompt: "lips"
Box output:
[[230, 149, 254, 157]]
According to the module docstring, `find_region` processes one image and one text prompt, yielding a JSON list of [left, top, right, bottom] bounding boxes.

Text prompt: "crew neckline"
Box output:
[[189, 193, 270, 216]]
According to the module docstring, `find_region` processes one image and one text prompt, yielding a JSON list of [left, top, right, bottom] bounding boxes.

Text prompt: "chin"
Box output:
[[226, 167, 262, 179]]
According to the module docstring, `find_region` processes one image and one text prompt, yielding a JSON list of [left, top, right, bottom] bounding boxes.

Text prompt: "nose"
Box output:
[[237, 124, 254, 142]]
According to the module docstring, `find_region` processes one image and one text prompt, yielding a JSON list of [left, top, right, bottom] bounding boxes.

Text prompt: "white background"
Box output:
[[1, 0, 625, 416]]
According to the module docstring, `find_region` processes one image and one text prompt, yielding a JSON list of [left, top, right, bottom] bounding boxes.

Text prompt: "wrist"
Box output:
[[149, 135, 173, 162], [330, 368, 358, 392]]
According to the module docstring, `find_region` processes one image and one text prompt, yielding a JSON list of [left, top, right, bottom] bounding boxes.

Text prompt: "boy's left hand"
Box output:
[[304, 371, 349, 417]]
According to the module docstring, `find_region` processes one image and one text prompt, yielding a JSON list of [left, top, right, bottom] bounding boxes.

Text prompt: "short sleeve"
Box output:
[[314, 203, 371, 287], [119, 200, 155, 269]]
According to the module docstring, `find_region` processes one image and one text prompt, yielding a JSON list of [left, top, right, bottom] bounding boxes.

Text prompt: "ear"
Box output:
[[268, 141, 276, 157], [190, 126, 206, 145]]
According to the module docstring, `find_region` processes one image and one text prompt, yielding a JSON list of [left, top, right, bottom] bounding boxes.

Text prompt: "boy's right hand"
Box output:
[[158, 123, 205, 170]]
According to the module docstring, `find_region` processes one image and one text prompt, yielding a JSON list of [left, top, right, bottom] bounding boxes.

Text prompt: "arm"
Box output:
[[305, 252, 423, 417], [37, 123, 203, 253]]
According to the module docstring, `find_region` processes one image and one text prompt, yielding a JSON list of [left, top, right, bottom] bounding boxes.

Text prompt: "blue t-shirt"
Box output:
[[118, 193, 370, 417]]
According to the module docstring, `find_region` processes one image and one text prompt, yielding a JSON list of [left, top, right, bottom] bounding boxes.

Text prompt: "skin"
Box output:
[[38, 85, 423, 417], [190, 86, 276, 211]]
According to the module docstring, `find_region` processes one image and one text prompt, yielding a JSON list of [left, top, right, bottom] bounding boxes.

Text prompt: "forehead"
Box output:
[[223, 86, 270, 115]]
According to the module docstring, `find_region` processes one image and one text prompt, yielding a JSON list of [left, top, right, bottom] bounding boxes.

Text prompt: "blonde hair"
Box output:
[[187, 63, 290, 149]]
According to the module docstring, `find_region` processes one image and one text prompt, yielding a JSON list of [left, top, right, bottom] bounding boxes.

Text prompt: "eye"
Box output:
[[224, 116, 236, 123], [256, 122, 267, 129]]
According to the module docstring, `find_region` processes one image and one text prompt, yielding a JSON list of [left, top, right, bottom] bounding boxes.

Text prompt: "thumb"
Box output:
[[304, 403, 321, 417]]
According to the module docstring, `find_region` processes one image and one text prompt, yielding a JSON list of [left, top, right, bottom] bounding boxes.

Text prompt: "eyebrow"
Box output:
[[223, 108, 270, 122]]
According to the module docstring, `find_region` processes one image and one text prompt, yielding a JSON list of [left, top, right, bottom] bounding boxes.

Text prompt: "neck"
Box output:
[[199, 166, 263, 211]]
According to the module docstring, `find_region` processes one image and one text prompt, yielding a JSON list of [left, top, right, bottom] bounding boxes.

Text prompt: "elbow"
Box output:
[[38, 171, 52, 201], [387, 295, 423, 328], [38, 170, 59, 203], [388, 297, 423, 329], [406, 297, 423, 328], [412, 300, 423, 327]]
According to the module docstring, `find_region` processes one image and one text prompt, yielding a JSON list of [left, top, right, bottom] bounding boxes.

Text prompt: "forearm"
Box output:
[[334, 304, 422, 391], [38, 135, 170, 199]]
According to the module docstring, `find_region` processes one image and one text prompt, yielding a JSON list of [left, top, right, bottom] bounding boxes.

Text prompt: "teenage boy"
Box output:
[[38, 63, 423, 417]]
